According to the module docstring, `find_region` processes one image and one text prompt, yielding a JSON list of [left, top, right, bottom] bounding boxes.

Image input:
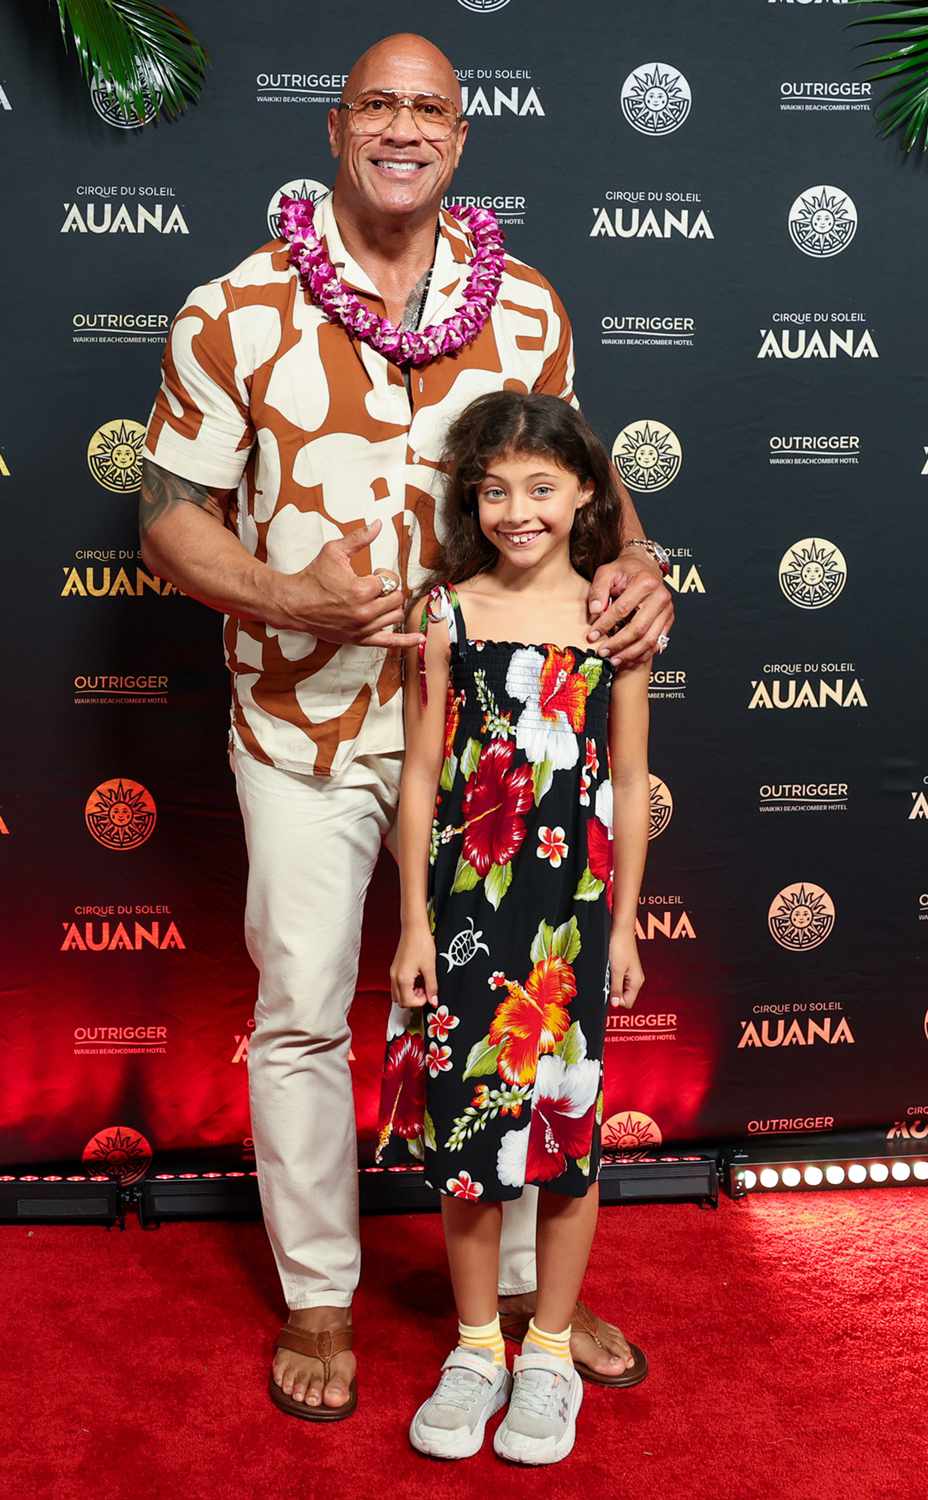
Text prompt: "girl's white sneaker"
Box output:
[[409, 1347, 511, 1460], [493, 1349, 584, 1465]]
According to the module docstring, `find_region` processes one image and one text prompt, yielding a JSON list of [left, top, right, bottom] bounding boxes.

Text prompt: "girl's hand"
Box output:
[[608, 931, 644, 1010], [390, 927, 439, 1010]]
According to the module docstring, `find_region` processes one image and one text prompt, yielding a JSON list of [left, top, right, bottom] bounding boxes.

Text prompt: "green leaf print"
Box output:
[[439, 753, 458, 792], [462, 1034, 501, 1081], [550, 916, 582, 964], [407, 1135, 425, 1162], [578, 658, 603, 692], [595, 1089, 604, 1125], [532, 757, 554, 807], [530, 919, 555, 963], [452, 856, 480, 893], [427, 899, 436, 935], [574, 864, 605, 902], [423, 1109, 437, 1151], [556, 1020, 587, 1067], [484, 861, 512, 910], [575, 1153, 591, 1175], [460, 737, 482, 781]]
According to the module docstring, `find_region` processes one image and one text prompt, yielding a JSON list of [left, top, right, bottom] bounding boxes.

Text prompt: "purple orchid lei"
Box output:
[[278, 194, 506, 369]]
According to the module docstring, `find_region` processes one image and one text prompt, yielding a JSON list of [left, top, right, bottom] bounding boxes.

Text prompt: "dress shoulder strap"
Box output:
[[417, 583, 468, 706]]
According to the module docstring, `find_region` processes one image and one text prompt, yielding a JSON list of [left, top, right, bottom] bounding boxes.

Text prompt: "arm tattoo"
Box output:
[[139, 457, 230, 535]]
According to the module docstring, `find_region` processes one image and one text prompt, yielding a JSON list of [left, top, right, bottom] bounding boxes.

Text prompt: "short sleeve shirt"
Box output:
[[144, 192, 576, 777]]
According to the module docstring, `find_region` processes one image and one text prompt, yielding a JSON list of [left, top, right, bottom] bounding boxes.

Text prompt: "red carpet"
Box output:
[[2, 1190, 926, 1500]]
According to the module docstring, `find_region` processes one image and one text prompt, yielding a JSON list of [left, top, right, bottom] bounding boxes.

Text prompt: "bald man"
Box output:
[[141, 33, 668, 1420]]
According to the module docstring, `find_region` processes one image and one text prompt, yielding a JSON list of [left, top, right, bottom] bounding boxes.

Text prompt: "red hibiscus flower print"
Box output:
[[426, 1005, 459, 1043], [537, 825, 568, 868], [584, 737, 599, 777], [446, 1170, 484, 1201], [377, 1031, 425, 1154], [461, 738, 533, 876], [489, 956, 576, 1085], [525, 1055, 600, 1181], [539, 647, 589, 731], [488, 970, 507, 990], [587, 816, 614, 910]]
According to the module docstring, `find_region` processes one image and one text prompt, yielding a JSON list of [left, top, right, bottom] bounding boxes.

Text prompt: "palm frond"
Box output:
[[849, 0, 928, 151], [52, 0, 207, 123]]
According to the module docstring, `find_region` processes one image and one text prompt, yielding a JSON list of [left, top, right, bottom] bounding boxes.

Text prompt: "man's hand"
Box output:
[[587, 551, 675, 668], [390, 926, 438, 1010], [273, 520, 424, 649]]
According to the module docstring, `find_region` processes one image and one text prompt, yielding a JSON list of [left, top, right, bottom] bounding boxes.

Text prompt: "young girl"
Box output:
[[391, 392, 650, 1466]]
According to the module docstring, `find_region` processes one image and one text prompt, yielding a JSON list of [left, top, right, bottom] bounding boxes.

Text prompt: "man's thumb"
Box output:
[[340, 519, 382, 553]]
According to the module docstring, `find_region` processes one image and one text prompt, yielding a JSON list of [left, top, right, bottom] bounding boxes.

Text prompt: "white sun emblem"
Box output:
[[440, 916, 490, 972], [788, 185, 858, 259], [621, 63, 691, 136]]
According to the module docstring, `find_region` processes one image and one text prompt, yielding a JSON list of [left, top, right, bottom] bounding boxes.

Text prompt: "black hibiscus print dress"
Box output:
[[377, 585, 615, 1202]]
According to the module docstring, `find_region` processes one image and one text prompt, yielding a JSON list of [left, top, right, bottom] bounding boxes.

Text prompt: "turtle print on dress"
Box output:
[[377, 584, 614, 1202]]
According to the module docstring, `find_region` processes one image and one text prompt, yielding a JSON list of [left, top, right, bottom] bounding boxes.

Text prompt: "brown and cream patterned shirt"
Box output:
[[145, 191, 576, 776]]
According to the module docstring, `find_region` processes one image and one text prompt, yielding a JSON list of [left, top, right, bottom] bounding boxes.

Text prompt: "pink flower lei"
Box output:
[[278, 194, 506, 369]]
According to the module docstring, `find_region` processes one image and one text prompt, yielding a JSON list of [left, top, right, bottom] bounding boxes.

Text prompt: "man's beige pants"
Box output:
[[233, 744, 539, 1309]]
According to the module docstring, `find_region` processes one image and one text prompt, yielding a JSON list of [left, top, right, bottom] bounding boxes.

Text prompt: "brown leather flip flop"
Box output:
[[500, 1300, 648, 1389], [268, 1324, 358, 1421]]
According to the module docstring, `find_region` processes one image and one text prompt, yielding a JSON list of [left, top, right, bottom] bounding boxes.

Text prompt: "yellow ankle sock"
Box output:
[[524, 1317, 572, 1362], [458, 1315, 506, 1367]]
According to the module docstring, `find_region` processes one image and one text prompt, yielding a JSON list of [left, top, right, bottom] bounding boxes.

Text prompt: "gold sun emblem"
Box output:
[[82, 1125, 153, 1185], [788, 185, 857, 259], [602, 1110, 663, 1151], [778, 538, 847, 609], [84, 778, 157, 851], [612, 420, 682, 494], [768, 882, 836, 951], [621, 63, 691, 136], [87, 419, 146, 493], [648, 774, 674, 839]]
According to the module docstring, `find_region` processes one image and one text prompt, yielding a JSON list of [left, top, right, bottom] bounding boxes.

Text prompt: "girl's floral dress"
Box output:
[[377, 584, 614, 1203]]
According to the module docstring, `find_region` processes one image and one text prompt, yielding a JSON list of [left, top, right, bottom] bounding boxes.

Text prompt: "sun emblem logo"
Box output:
[[267, 177, 329, 239], [87, 419, 145, 494], [778, 537, 847, 609], [648, 775, 673, 840], [788, 185, 857, 258], [612, 420, 682, 494], [602, 1110, 663, 1150], [768, 882, 835, 951], [82, 1125, 153, 1184], [620, 63, 691, 136], [84, 778, 157, 851], [90, 70, 161, 129], [458, 0, 511, 10]]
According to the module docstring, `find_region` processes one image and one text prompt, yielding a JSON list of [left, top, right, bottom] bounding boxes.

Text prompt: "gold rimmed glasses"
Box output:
[[338, 89, 463, 140]]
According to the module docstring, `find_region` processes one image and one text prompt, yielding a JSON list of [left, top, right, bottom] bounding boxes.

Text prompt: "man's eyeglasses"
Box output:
[[338, 90, 463, 141]]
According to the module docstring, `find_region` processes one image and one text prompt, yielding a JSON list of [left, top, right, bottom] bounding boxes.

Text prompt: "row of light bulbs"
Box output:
[[740, 1160, 928, 1191]]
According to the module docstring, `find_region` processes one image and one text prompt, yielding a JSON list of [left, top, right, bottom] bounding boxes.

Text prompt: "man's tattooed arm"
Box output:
[[139, 457, 231, 536]]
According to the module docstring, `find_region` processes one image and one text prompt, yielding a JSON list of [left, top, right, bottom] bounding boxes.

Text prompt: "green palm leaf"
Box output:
[[849, 1, 928, 150], [52, 0, 207, 123]]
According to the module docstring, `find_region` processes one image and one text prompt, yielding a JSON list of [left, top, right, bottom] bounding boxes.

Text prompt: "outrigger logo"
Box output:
[[620, 63, 691, 135], [446, 193, 527, 228], [612, 419, 682, 493], [648, 775, 673, 839], [778, 538, 847, 609], [767, 882, 835, 951], [788, 185, 857, 257], [87, 420, 145, 494], [90, 71, 161, 129], [601, 1111, 663, 1149], [267, 178, 328, 239], [85, 779, 157, 851], [82, 1125, 152, 1185]]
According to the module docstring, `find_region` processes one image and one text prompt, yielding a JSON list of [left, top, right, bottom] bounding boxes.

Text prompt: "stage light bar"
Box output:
[[599, 1151, 719, 1207], [0, 1171, 121, 1225], [727, 1155, 928, 1197]]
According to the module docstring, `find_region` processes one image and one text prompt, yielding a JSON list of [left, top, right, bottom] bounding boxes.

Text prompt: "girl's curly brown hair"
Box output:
[[429, 392, 623, 588]]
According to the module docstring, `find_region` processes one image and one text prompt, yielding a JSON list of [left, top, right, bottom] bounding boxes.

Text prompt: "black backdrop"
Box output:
[[2, 0, 926, 1183]]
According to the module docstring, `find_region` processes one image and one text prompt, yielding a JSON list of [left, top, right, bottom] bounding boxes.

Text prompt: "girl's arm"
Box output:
[[390, 601, 451, 1009], [608, 663, 651, 1008]]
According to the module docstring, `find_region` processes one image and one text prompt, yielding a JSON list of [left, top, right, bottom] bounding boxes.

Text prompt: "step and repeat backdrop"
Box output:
[[1, 0, 926, 1186]]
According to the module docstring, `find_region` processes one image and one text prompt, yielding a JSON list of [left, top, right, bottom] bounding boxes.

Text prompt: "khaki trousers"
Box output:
[[233, 744, 539, 1309]]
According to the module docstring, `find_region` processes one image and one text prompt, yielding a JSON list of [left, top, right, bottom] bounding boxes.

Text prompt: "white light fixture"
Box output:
[[781, 1167, 801, 1188], [803, 1165, 824, 1187], [742, 1169, 757, 1190], [847, 1164, 867, 1185], [891, 1161, 911, 1182], [759, 1167, 779, 1189], [825, 1164, 845, 1185], [869, 1162, 889, 1183], [914, 1162, 928, 1182]]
